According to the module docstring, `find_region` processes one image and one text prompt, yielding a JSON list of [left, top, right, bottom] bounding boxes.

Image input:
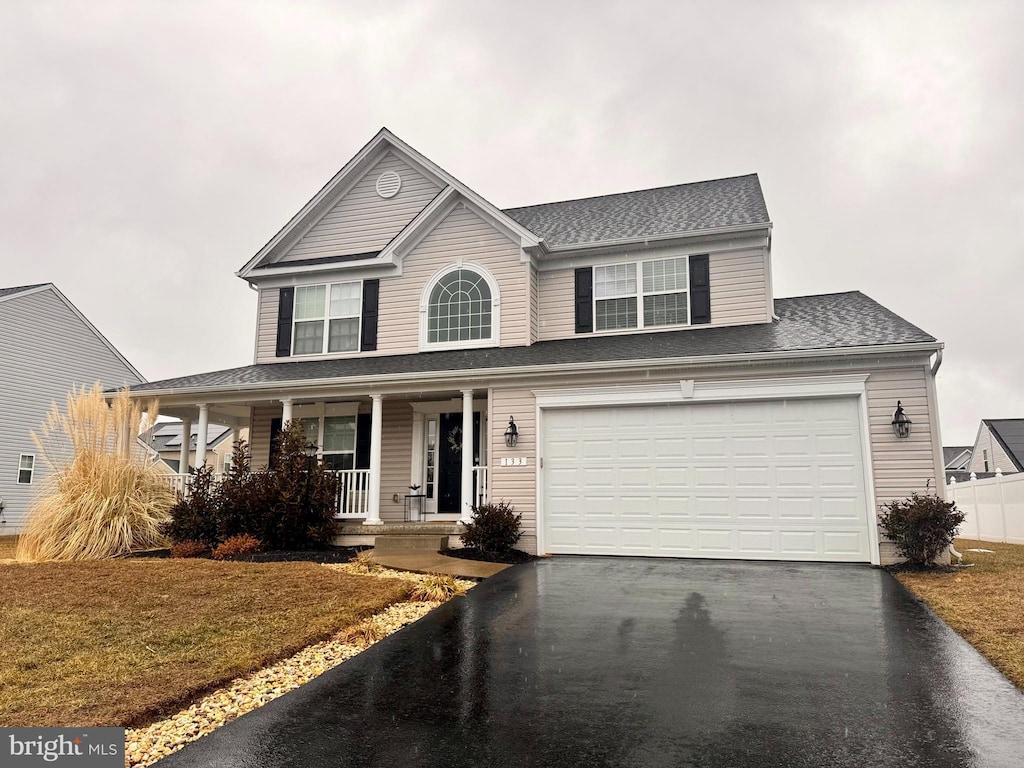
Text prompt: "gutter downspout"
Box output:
[[931, 348, 943, 375]]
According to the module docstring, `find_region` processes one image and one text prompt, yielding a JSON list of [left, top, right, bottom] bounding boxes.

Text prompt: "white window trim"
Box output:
[[17, 454, 34, 484], [419, 262, 501, 351], [292, 281, 363, 357], [594, 255, 691, 333]]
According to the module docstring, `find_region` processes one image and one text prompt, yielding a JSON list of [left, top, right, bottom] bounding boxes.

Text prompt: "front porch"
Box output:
[[157, 388, 494, 526]]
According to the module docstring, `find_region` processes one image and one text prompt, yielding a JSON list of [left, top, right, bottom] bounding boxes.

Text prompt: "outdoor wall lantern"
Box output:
[[891, 401, 912, 439], [504, 416, 519, 448]]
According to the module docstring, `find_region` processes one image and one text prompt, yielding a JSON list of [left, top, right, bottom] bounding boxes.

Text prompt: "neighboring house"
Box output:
[[967, 419, 1024, 475], [943, 446, 973, 472], [0, 283, 144, 533], [148, 421, 247, 474], [125, 128, 944, 565]]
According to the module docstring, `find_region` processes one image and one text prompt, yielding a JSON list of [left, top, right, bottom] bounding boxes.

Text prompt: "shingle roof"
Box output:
[[983, 419, 1024, 471], [943, 446, 972, 468], [502, 174, 769, 248], [0, 283, 47, 299], [126, 291, 935, 395], [149, 422, 232, 452]]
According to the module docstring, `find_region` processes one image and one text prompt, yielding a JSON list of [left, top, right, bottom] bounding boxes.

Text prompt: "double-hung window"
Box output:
[[17, 454, 34, 484], [299, 416, 357, 471], [594, 256, 689, 331], [293, 282, 362, 355]]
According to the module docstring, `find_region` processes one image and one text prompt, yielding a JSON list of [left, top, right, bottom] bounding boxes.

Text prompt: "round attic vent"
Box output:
[[376, 171, 402, 199]]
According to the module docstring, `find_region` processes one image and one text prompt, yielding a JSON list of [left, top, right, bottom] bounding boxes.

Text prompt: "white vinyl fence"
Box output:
[[947, 470, 1024, 544]]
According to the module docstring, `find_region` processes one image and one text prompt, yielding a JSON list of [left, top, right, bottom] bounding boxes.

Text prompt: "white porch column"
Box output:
[[178, 417, 192, 474], [461, 389, 474, 523], [195, 404, 209, 468], [410, 412, 425, 491], [366, 394, 384, 525], [281, 397, 294, 425]]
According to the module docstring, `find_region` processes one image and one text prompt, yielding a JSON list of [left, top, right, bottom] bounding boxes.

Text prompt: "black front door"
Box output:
[[438, 412, 481, 513]]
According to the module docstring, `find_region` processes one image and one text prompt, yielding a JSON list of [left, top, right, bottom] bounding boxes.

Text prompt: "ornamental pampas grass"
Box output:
[[15, 385, 175, 561]]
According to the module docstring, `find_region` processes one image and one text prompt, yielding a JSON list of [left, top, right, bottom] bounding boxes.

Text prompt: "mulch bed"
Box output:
[[884, 562, 958, 574], [441, 547, 536, 565], [128, 548, 365, 564]]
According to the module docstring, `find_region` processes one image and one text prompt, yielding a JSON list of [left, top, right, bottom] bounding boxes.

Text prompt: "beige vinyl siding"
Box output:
[[537, 267, 576, 339], [378, 400, 413, 523], [249, 405, 277, 468], [280, 152, 441, 263], [536, 249, 767, 341], [0, 288, 142, 533], [489, 387, 538, 554], [969, 426, 1017, 474], [376, 202, 529, 353], [255, 288, 279, 364]]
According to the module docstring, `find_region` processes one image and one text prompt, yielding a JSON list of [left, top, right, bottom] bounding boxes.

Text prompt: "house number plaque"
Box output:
[[500, 456, 529, 467]]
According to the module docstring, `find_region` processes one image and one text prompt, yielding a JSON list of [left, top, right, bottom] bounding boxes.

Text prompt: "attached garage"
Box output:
[[539, 381, 877, 563]]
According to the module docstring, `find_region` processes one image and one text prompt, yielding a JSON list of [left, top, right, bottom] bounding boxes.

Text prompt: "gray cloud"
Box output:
[[1, 0, 1020, 444]]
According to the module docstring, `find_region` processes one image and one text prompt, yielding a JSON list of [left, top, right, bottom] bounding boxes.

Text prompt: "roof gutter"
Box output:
[[125, 340, 943, 400]]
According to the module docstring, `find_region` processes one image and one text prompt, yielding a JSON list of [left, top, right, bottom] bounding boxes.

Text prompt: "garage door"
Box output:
[[541, 397, 872, 562]]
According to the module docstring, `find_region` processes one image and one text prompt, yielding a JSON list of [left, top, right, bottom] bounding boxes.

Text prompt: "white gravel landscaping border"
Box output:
[[125, 565, 475, 768]]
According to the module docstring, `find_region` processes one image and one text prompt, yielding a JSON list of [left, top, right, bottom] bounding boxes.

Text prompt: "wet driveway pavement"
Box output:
[[157, 558, 1024, 767]]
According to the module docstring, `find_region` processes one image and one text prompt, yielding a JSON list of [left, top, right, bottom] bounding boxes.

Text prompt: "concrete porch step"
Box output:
[[373, 535, 449, 552]]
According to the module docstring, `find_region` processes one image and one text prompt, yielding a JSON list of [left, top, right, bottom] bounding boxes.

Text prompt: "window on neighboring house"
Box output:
[[983, 449, 989, 472], [427, 268, 492, 344], [300, 415, 357, 471], [293, 282, 362, 355], [594, 256, 690, 332], [17, 454, 34, 484]]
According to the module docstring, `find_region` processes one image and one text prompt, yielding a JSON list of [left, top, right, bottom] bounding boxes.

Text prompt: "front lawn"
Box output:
[[896, 538, 1024, 692], [0, 558, 411, 727], [0, 535, 17, 559]]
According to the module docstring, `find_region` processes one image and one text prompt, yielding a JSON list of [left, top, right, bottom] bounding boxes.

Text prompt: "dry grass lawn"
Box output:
[[0, 535, 17, 559], [896, 538, 1024, 692], [0, 558, 411, 727]]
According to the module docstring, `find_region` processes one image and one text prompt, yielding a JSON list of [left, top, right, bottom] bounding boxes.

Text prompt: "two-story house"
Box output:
[[127, 128, 944, 565]]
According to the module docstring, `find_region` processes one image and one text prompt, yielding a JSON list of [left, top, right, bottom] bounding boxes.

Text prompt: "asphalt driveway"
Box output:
[[157, 558, 1024, 768]]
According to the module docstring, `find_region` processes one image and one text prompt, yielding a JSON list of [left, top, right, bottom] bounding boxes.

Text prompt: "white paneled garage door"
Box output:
[[541, 397, 872, 562]]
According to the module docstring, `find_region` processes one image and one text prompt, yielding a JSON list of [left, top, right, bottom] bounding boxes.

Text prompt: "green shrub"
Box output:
[[878, 492, 965, 566], [460, 500, 522, 554], [169, 540, 211, 559], [161, 465, 220, 546], [216, 439, 263, 541], [257, 421, 340, 550], [212, 534, 263, 560]]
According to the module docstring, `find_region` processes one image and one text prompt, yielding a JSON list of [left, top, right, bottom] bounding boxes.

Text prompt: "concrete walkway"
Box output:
[[368, 549, 511, 579]]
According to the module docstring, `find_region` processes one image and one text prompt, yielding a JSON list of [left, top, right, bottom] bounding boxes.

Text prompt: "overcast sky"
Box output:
[[1, 1, 1021, 445]]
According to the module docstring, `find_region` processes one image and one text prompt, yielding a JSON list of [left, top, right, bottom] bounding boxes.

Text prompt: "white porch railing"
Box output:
[[161, 473, 226, 497], [473, 465, 489, 507], [948, 470, 1024, 544], [333, 469, 371, 518]]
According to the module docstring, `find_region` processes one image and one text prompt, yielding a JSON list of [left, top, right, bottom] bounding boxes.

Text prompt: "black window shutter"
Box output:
[[689, 254, 711, 324], [275, 287, 295, 357], [269, 418, 283, 468], [360, 279, 379, 352], [355, 413, 372, 470], [574, 267, 593, 334]]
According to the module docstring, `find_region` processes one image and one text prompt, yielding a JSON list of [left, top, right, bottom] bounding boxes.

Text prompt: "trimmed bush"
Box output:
[[879, 492, 965, 566], [170, 540, 211, 559], [161, 465, 220, 547], [460, 500, 522, 554], [212, 534, 263, 560]]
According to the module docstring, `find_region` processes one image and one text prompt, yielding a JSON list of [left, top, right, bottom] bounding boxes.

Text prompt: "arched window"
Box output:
[[427, 268, 493, 344]]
